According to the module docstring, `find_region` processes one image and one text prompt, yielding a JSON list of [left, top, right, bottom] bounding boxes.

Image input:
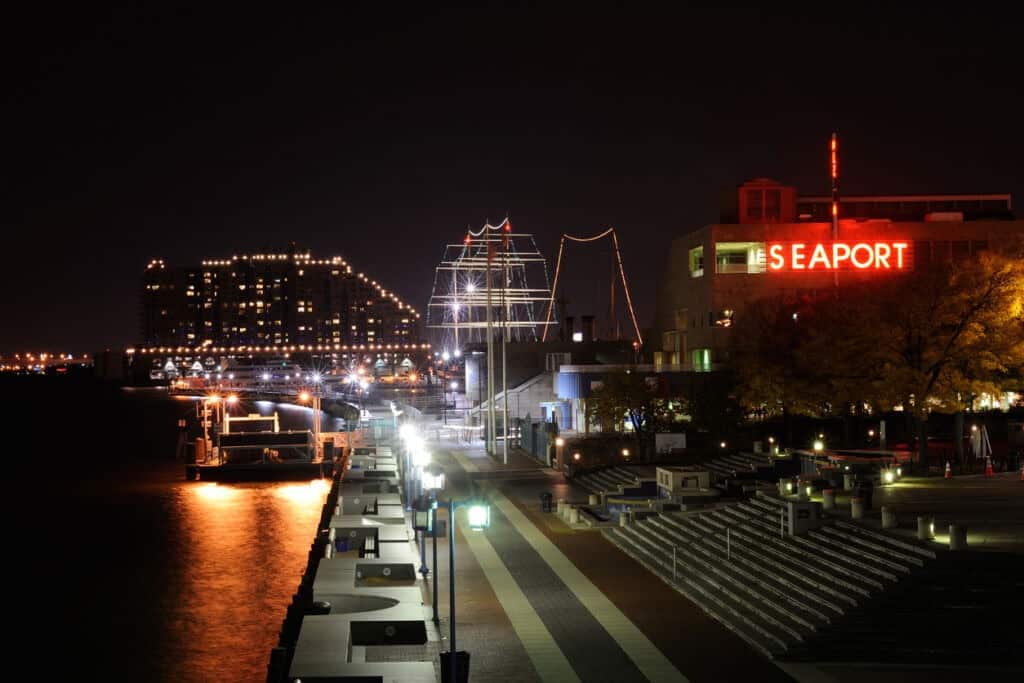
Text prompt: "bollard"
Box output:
[[556, 500, 565, 518], [588, 494, 599, 506], [843, 473, 855, 491], [917, 515, 935, 540], [822, 488, 836, 510], [569, 507, 580, 524], [798, 483, 809, 501], [851, 496, 865, 519], [619, 511, 631, 527], [324, 542, 333, 559], [562, 502, 573, 521], [949, 524, 968, 550], [881, 506, 897, 529], [777, 479, 788, 496]]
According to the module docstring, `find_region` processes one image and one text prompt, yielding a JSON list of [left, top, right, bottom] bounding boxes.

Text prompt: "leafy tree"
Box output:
[[589, 371, 683, 451]]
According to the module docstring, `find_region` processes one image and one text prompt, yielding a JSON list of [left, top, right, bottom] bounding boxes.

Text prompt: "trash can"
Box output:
[[540, 492, 553, 513], [853, 479, 873, 510], [440, 650, 470, 683]]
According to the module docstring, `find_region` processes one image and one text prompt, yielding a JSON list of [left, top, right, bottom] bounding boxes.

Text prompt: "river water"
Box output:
[[4, 376, 329, 682]]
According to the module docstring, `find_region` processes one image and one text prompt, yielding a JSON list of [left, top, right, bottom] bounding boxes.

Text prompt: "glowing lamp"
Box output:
[[298, 391, 310, 402], [422, 464, 445, 492], [719, 441, 727, 449], [413, 448, 431, 469], [573, 452, 581, 461], [555, 437, 565, 447], [813, 440, 824, 453], [226, 394, 238, 405], [399, 423, 416, 441], [884, 470, 894, 484], [450, 381, 458, 390], [622, 448, 631, 458], [467, 504, 491, 530]]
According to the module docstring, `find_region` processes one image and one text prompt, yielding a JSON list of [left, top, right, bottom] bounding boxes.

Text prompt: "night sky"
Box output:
[[4, 5, 1022, 353]]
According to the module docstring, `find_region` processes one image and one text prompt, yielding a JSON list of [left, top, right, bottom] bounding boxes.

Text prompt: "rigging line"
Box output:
[[611, 229, 643, 344], [563, 227, 616, 243], [541, 236, 567, 342]]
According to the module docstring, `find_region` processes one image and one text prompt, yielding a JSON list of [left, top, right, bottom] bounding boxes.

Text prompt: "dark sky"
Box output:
[[4, 4, 1021, 353]]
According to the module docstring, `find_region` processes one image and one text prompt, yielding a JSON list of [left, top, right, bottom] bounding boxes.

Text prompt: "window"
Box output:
[[691, 348, 711, 372], [689, 246, 704, 278], [715, 242, 766, 274], [715, 309, 734, 327]]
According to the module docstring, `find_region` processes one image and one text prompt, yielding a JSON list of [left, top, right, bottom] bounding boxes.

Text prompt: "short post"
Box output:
[[949, 524, 968, 550], [851, 495, 865, 519], [822, 488, 836, 510], [588, 494, 599, 506], [881, 506, 897, 529], [843, 472, 855, 490], [917, 515, 935, 540]]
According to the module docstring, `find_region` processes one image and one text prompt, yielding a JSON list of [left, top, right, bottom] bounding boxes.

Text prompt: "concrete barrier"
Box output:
[[917, 515, 934, 540], [822, 488, 836, 510], [588, 494, 599, 506], [881, 506, 897, 529], [949, 525, 968, 550], [851, 496, 865, 519]]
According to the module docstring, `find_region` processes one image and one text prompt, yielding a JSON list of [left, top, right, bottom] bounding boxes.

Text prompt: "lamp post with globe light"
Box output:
[[420, 462, 446, 624], [443, 497, 490, 683]]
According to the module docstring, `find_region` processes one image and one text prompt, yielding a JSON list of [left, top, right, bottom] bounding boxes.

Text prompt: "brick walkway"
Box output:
[[429, 433, 792, 682]]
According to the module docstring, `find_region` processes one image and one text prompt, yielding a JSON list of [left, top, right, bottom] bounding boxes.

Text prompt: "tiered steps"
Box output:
[[603, 494, 935, 659], [574, 467, 639, 495]]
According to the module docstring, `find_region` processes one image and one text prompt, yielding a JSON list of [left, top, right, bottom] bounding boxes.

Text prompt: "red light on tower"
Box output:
[[504, 219, 512, 232], [464, 233, 472, 245]]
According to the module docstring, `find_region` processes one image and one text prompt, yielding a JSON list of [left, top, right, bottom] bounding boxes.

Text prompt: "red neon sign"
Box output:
[[767, 241, 910, 272]]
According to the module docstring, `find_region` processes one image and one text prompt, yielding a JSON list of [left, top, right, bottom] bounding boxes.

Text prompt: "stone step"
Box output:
[[587, 471, 623, 490], [639, 524, 818, 639], [833, 519, 938, 559], [691, 533, 841, 620], [807, 529, 917, 573], [726, 522, 878, 596], [741, 517, 887, 590], [610, 526, 790, 657], [817, 526, 926, 567], [573, 477, 602, 494], [788, 531, 906, 581], [709, 528, 860, 608]]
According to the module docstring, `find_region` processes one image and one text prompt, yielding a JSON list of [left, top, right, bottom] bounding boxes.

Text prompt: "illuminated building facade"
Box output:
[[655, 178, 1021, 371], [141, 250, 421, 350]]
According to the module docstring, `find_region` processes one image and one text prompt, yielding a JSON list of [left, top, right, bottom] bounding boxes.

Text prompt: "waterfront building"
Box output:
[[137, 250, 428, 381], [142, 250, 420, 349], [655, 178, 1023, 371]]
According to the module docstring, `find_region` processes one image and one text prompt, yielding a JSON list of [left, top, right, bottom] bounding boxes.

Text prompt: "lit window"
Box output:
[[689, 246, 704, 278], [715, 242, 766, 274]]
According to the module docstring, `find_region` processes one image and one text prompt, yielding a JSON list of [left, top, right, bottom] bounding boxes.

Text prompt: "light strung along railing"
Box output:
[[541, 227, 643, 344]]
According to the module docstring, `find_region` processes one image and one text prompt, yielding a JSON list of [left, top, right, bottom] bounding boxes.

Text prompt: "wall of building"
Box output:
[[657, 218, 1024, 369]]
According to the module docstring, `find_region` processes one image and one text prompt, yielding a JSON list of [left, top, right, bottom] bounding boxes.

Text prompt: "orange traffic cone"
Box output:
[[944, 461, 953, 479], [985, 456, 993, 478]]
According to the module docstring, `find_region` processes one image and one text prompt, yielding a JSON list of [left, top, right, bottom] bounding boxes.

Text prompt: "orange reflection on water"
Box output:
[[172, 479, 329, 681]]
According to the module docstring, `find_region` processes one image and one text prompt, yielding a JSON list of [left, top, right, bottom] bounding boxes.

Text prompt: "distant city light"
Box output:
[[442, 351, 450, 361], [465, 283, 477, 293], [453, 349, 461, 358]]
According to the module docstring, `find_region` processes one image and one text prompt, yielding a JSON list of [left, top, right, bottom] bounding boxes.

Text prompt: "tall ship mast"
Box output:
[[426, 219, 552, 354]]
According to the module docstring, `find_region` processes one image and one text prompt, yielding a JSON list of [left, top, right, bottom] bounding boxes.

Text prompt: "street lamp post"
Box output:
[[445, 498, 491, 683], [421, 463, 446, 624]]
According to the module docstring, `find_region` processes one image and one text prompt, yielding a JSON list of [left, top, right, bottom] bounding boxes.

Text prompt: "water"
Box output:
[[3, 376, 328, 681]]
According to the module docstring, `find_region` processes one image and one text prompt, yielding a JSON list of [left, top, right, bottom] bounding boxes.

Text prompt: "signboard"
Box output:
[[767, 241, 911, 272]]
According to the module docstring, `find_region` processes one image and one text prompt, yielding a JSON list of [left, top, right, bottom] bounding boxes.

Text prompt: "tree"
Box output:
[[589, 371, 682, 452], [730, 247, 1024, 467]]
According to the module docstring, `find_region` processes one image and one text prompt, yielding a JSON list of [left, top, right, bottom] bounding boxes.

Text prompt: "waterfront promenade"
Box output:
[[358, 419, 793, 682]]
